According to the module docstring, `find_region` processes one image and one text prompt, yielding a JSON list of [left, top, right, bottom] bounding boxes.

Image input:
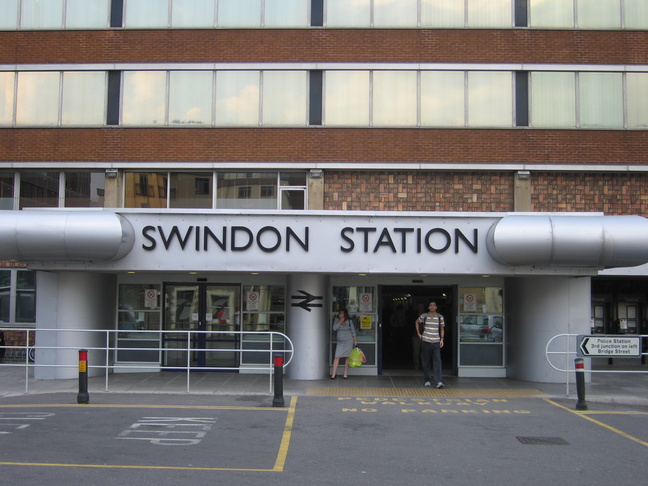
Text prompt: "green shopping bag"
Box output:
[[348, 347, 365, 368]]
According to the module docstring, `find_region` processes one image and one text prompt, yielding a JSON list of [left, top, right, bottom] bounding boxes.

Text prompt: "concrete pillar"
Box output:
[[307, 169, 324, 210], [514, 170, 531, 212], [35, 272, 117, 379], [506, 276, 591, 383], [286, 273, 329, 380]]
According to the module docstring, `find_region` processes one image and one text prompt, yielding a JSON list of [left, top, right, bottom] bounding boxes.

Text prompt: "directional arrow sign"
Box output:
[[577, 335, 641, 357]]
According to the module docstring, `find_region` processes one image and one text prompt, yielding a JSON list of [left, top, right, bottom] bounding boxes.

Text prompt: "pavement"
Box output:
[[1, 358, 647, 407]]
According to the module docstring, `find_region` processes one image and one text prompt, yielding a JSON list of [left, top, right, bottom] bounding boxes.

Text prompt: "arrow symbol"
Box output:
[[291, 290, 323, 312], [580, 337, 590, 356]]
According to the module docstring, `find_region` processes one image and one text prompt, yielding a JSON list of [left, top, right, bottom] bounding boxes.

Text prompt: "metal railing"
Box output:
[[0, 328, 294, 394], [545, 333, 647, 394]]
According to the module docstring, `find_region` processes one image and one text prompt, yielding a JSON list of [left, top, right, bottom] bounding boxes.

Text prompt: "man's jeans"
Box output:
[[421, 341, 442, 383]]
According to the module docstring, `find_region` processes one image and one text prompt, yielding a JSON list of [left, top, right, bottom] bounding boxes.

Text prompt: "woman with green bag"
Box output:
[[330, 309, 357, 379]]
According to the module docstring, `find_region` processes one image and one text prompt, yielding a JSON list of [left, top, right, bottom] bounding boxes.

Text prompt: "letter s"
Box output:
[[340, 227, 354, 253], [142, 225, 156, 251]]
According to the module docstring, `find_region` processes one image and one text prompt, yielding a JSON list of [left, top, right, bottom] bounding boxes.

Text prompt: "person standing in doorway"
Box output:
[[331, 309, 357, 379], [416, 301, 445, 388]]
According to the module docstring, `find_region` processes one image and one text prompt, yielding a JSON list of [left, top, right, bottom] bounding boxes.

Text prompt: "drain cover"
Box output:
[[516, 436, 569, 445]]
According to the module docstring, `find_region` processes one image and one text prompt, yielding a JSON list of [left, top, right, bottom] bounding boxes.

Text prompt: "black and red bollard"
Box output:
[[77, 349, 89, 404], [272, 353, 285, 408], [574, 357, 587, 410]]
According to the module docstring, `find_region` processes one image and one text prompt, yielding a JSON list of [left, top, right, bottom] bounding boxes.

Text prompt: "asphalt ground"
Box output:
[[0, 391, 646, 486]]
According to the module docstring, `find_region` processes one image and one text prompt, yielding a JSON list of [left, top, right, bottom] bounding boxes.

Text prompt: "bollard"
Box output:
[[272, 353, 285, 408], [77, 349, 90, 404], [574, 357, 587, 410]]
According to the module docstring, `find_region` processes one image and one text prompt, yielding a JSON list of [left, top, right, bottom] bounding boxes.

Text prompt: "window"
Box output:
[[577, 0, 621, 29], [0, 269, 36, 325], [16, 72, 59, 126], [421, 71, 465, 126], [458, 286, 504, 367], [0, 72, 14, 126], [64, 172, 106, 208], [65, 0, 110, 29], [625, 0, 648, 29], [331, 286, 377, 366], [169, 71, 213, 126], [124, 0, 169, 28], [324, 71, 370, 126], [0, 172, 14, 210], [121, 71, 166, 126], [627, 73, 648, 128], [530, 72, 576, 127], [19, 172, 59, 209], [262, 71, 308, 126], [529, 0, 574, 28], [117, 283, 161, 362], [21, 0, 64, 30], [215, 71, 260, 126], [265, 0, 309, 27], [61, 72, 106, 125], [372, 71, 418, 126], [326, 0, 370, 27], [242, 285, 285, 333], [374, 0, 418, 27], [238, 186, 252, 199], [171, 0, 215, 28], [467, 71, 513, 127], [579, 72, 623, 128], [124, 172, 168, 208]]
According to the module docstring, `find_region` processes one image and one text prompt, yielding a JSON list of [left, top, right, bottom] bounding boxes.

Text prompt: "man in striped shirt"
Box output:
[[415, 301, 445, 388]]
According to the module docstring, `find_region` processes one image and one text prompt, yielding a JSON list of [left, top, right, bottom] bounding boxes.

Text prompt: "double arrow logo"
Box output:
[[291, 290, 323, 312]]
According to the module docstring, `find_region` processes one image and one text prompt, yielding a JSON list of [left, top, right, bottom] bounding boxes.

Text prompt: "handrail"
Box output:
[[545, 333, 647, 395], [0, 328, 294, 394]]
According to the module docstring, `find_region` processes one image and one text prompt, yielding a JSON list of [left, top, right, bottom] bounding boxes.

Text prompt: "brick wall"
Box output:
[[1, 128, 647, 165], [325, 171, 648, 216], [1, 29, 647, 64]]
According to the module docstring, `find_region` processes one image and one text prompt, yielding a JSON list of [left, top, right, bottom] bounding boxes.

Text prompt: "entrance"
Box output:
[[163, 283, 241, 368], [380, 285, 455, 374]]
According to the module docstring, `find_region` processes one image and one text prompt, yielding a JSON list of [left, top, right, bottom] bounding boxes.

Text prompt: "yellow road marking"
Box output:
[[545, 398, 648, 447], [0, 398, 299, 472], [307, 387, 548, 398]]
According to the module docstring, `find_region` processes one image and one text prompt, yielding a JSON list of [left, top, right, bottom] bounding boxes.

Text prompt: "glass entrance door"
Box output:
[[163, 283, 241, 369]]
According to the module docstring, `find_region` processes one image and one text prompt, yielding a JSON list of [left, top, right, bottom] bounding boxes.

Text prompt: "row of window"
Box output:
[[1, 0, 646, 30], [0, 171, 307, 210], [1, 69, 647, 129]]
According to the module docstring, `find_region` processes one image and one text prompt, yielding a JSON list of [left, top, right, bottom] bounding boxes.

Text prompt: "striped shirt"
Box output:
[[417, 313, 444, 344]]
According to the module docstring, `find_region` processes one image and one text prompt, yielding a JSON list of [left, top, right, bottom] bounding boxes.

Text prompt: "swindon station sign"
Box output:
[[577, 335, 641, 357]]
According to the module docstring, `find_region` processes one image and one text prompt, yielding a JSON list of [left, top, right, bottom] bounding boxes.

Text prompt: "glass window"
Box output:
[[0, 0, 19, 30], [421, 71, 465, 126], [124, 172, 168, 208], [458, 287, 503, 366], [625, 0, 648, 29], [218, 0, 261, 27], [242, 285, 285, 333], [421, 0, 465, 28], [265, 0, 309, 27], [61, 71, 106, 125], [324, 71, 370, 126], [122, 71, 166, 126], [331, 286, 377, 366], [529, 0, 574, 28], [64, 171, 105, 207], [262, 71, 307, 126], [281, 189, 305, 209], [117, 284, 161, 362], [0, 172, 14, 210], [0, 72, 15, 125], [468, 0, 512, 27], [169, 71, 213, 126], [326, 0, 370, 27], [280, 172, 307, 186], [467, 71, 513, 127], [530, 72, 576, 127], [16, 72, 60, 126], [217, 172, 278, 209], [373, 71, 417, 126], [0, 270, 36, 324], [169, 172, 212, 208], [21, 0, 64, 29], [627, 73, 648, 128], [124, 0, 169, 28], [579, 72, 623, 128], [215, 71, 260, 126], [171, 0, 215, 28], [374, 0, 418, 27], [20, 171, 59, 209], [65, 0, 110, 29], [15, 271, 36, 323], [0, 270, 9, 323], [577, 0, 621, 29]]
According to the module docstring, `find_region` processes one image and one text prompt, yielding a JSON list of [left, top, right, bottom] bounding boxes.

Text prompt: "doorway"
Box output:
[[162, 283, 241, 368], [380, 285, 455, 374]]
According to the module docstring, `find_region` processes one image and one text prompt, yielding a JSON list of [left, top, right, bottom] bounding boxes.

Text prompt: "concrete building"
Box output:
[[1, 0, 647, 383]]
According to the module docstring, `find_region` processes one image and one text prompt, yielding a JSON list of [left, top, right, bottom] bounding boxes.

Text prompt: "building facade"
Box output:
[[1, 0, 647, 383]]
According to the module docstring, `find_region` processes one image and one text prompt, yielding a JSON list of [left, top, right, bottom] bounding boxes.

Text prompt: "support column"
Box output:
[[286, 274, 329, 380], [35, 272, 117, 379]]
